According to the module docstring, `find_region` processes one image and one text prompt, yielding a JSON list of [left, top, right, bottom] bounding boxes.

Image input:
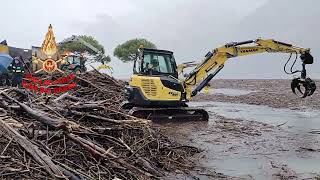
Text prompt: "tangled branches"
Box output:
[[0, 70, 199, 179]]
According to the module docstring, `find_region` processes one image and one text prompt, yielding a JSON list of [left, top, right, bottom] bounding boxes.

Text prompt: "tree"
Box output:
[[59, 35, 105, 54], [114, 38, 156, 62], [96, 54, 112, 64], [104, 55, 111, 63], [59, 35, 110, 63]]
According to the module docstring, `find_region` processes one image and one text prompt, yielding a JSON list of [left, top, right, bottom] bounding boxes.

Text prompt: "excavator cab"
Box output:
[[125, 47, 209, 121], [129, 48, 184, 106], [133, 48, 178, 78]]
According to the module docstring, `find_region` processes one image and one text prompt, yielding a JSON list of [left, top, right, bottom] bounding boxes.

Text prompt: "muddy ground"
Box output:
[[195, 79, 320, 110], [158, 79, 320, 180]]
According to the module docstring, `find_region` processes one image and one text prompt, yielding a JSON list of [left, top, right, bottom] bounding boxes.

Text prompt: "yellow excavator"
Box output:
[[123, 38, 316, 121]]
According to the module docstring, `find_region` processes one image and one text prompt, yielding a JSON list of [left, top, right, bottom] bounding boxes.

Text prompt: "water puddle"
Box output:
[[190, 101, 320, 132], [208, 157, 269, 179], [184, 101, 320, 179], [200, 88, 255, 96], [206, 156, 320, 179], [283, 157, 320, 175]]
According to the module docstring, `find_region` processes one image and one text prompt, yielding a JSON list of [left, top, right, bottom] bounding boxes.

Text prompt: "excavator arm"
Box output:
[[184, 38, 316, 98]]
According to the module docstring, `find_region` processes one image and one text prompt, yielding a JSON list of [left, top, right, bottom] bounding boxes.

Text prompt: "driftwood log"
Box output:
[[0, 118, 69, 179], [0, 71, 199, 179]]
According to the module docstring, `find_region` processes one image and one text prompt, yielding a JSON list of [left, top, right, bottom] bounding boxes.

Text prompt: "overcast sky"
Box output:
[[2, 0, 319, 79]]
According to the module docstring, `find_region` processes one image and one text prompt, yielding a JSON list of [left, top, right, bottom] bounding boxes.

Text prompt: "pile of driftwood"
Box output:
[[0, 70, 199, 179]]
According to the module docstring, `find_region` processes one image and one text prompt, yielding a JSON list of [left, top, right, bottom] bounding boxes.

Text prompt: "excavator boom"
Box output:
[[184, 39, 315, 98]]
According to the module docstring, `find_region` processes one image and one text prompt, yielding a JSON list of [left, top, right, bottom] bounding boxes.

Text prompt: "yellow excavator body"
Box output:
[[129, 74, 182, 101]]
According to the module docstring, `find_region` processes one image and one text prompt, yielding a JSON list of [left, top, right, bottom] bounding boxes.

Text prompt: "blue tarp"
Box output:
[[0, 54, 13, 73]]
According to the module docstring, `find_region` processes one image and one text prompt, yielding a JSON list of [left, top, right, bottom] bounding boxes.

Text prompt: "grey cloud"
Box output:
[[82, 0, 269, 78], [2, 0, 319, 79]]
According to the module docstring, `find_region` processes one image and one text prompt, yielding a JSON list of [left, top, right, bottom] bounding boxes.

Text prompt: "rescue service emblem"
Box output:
[[24, 24, 77, 95], [43, 59, 57, 73]]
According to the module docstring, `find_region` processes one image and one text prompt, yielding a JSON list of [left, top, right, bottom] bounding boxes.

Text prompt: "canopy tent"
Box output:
[[0, 54, 13, 73]]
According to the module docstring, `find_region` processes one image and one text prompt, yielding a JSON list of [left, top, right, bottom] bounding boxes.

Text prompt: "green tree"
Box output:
[[96, 54, 112, 64], [104, 55, 111, 63], [59, 35, 105, 54], [59, 35, 111, 63], [114, 38, 156, 62]]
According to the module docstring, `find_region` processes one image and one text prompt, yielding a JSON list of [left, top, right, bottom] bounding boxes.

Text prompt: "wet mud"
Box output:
[[159, 79, 320, 179], [194, 79, 320, 110]]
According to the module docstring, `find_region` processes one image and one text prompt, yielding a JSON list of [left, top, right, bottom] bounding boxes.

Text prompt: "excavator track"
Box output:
[[128, 107, 209, 121]]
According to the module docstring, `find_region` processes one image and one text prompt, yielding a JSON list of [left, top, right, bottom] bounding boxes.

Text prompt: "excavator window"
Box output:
[[142, 52, 175, 75]]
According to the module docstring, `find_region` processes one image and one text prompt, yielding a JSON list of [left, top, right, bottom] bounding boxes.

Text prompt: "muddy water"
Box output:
[[201, 88, 255, 96], [161, 101, 320, 179], [191, 102, 320, 132]]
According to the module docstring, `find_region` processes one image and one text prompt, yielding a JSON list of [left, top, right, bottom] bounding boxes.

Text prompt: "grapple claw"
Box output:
[[296, 85, 303, 94], [291, 78, 316, 98]]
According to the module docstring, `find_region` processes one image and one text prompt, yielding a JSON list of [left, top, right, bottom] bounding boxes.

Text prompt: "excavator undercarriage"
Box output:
[[128, 107, 209, 121]]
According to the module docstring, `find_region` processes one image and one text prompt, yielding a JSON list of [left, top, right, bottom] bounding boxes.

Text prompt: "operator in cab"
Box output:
[[147, 58, 160, 75]]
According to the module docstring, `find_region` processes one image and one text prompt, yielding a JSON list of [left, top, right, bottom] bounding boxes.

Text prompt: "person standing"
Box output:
[[8, 57, 25, 87]]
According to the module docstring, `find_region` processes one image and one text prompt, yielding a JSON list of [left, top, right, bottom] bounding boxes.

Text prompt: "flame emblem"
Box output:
[[41, 24, 58, 57], [34, 24, 64, 74]]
